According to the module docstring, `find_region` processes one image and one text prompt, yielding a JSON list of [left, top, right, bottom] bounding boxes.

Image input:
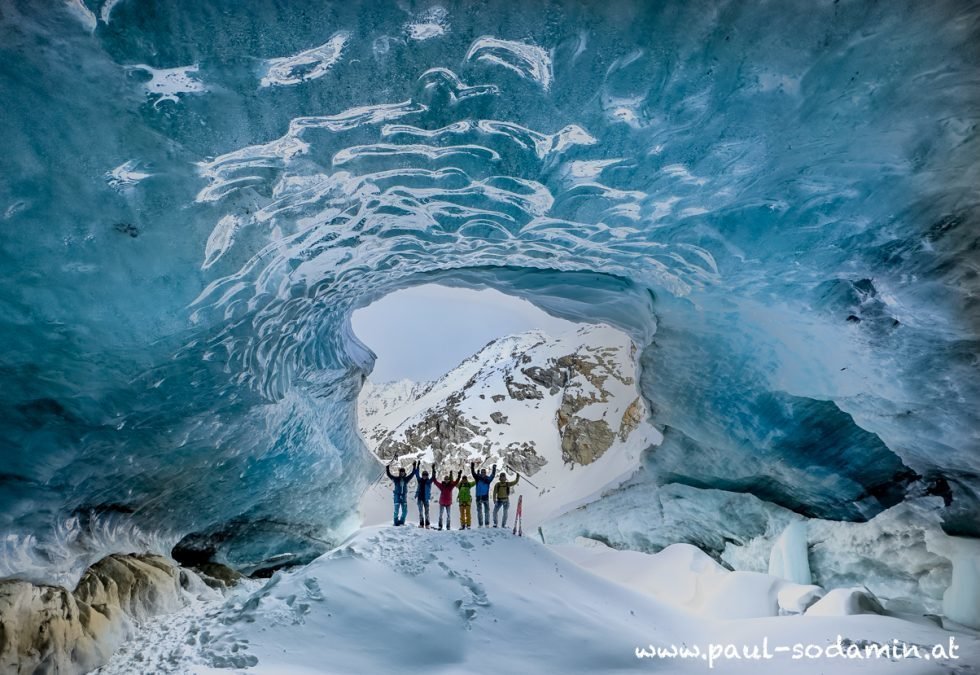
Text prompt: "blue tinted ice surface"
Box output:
[[0, 0, 977, 584]]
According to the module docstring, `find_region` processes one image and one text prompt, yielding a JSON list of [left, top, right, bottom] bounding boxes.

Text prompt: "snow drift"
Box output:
[[0, 0, 977, 636], [96, 527, 980, 674]]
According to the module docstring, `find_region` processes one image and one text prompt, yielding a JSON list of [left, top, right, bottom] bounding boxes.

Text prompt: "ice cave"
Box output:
[[0, 0, 978, 672]]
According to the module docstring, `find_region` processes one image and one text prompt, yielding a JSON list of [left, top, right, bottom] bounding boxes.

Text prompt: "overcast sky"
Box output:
[[352, 284, 578, 382]]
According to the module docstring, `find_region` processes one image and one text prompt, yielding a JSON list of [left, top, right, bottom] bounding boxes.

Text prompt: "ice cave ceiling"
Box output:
[[0, 0, 977, 583]]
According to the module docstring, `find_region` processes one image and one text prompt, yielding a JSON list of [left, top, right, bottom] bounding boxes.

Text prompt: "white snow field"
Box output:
[[98, 526, 979, 674]]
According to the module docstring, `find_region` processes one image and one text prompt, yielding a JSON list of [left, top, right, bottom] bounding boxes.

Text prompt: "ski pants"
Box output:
[[417, 499, 430, 525], [459, 501, 472, 528], [438, 504, 452, 528], [476, 495, 490, 526], [493, 499, 510, 527], [393, 497, 407, 525]]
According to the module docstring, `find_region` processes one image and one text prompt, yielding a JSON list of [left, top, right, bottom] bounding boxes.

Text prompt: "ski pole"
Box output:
[[504, 465, 540, 490], [374, 454, 411, 489], [369, 462, 387, 489]]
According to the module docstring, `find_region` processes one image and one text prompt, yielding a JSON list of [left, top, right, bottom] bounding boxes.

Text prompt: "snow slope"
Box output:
[[358, 379, 434, 421], [358, 324, 662, 528], [98, 527, 980, 674]]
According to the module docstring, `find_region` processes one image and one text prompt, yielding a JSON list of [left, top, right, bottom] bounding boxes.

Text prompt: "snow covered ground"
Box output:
[[92, 325, 980, 674], [97, 526, 979, 674]]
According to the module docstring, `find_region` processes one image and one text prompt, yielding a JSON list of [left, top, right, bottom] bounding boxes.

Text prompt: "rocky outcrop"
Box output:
[[374, 397, 485, 461], [560, 418, 616, 465], [192, 563, 243, 589], [360, 327, 649, 479], [548, 347, 644, 466], [554, 377, 638, 466], [503, 441, 548, 476], [504, 375, 543, 401], [0, 554, 222, 674], [0, 580, 118, 675], [74, 555, 186, 624], [619, 397, 644, 442], [521, 365, 569, 394]]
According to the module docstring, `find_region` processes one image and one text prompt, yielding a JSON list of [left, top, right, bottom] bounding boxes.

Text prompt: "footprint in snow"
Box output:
[[303, 577, 324, 601]]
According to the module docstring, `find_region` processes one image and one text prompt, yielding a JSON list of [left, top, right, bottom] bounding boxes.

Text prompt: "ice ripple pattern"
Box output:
[[0, 0, 977, 583]]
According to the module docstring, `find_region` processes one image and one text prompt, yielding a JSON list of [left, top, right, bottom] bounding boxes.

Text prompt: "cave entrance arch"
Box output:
[[346, 267, 661, 530]]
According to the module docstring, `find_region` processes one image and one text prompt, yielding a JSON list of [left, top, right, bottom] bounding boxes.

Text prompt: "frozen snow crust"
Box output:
[[98, 526, 980, 674], [0, 0, 978, 585]]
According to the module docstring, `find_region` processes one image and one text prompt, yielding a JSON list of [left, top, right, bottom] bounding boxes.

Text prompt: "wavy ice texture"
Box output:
[[465, 37, 554, 91], [259, 31, 351, 88], [127, 64, 207, 107], [104, 160, 153, 191], [64, 0, 125, 30], [0, 0, 977, 585], [405, 6, 449, 42]]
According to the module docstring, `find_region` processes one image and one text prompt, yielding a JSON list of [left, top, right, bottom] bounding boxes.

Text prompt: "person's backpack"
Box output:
[[494, 481, 511, 500]]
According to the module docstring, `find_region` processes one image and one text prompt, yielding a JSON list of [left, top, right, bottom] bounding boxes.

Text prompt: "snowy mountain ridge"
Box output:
[[357, 323, 662, 527], [358, 378, 434, 421]]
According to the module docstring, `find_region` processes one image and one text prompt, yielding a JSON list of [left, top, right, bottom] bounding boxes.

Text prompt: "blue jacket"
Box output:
[[386, 465, 415, 502], [414, 467, 435, 501], [471, 463, 496, 498]]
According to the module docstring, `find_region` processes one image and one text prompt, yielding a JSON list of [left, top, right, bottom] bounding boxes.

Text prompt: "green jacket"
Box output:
[[457, 479, 473, 503]]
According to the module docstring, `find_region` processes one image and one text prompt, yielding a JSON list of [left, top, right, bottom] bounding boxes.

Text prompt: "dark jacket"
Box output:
[[471, 462, 496, 498], [415, 467, 435, 502], [386, 465, 415, 501]]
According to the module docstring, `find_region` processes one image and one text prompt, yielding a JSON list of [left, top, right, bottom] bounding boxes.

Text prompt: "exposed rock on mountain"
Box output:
[[359, 324, 653, 475], [358, 324, 662, 526]]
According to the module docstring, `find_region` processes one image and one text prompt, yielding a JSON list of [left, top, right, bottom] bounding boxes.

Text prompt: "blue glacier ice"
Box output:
[[0, 0, 977, 585]]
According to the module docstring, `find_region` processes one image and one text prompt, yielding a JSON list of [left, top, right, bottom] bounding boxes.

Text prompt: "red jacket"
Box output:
[[432, 474, 461, 506]]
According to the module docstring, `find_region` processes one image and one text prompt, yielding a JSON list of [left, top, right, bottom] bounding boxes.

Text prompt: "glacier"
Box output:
[[0, 0, 978, 609]]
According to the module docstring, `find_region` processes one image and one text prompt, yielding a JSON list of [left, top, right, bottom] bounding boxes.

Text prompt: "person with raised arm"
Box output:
[[492, 471, 520, 528], [414, 462, 435, 528], [470, 461, 497, 528], [433, 469, 462, 530], [386, 460, 416, 526], [457, 474, 474, 529]]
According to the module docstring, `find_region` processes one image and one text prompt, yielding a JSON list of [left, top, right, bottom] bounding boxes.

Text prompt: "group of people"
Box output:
[[385, 460, 520, 530]]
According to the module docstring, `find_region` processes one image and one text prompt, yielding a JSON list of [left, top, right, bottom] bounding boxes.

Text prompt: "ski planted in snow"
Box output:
[[512, 495, 523, 536]]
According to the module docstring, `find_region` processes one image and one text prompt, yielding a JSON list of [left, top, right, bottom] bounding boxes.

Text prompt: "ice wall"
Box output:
[[769, 522, 811, 586], [0, 0, 977, 584]]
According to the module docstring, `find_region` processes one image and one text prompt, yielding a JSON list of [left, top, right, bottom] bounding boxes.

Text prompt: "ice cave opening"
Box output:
[[350, 283, 581, 383], [349, 281, 658, 531]]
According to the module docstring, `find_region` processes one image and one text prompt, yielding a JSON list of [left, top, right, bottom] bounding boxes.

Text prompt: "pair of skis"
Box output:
[[511, 495, 523, 537], [501, 465, 534, 538]]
